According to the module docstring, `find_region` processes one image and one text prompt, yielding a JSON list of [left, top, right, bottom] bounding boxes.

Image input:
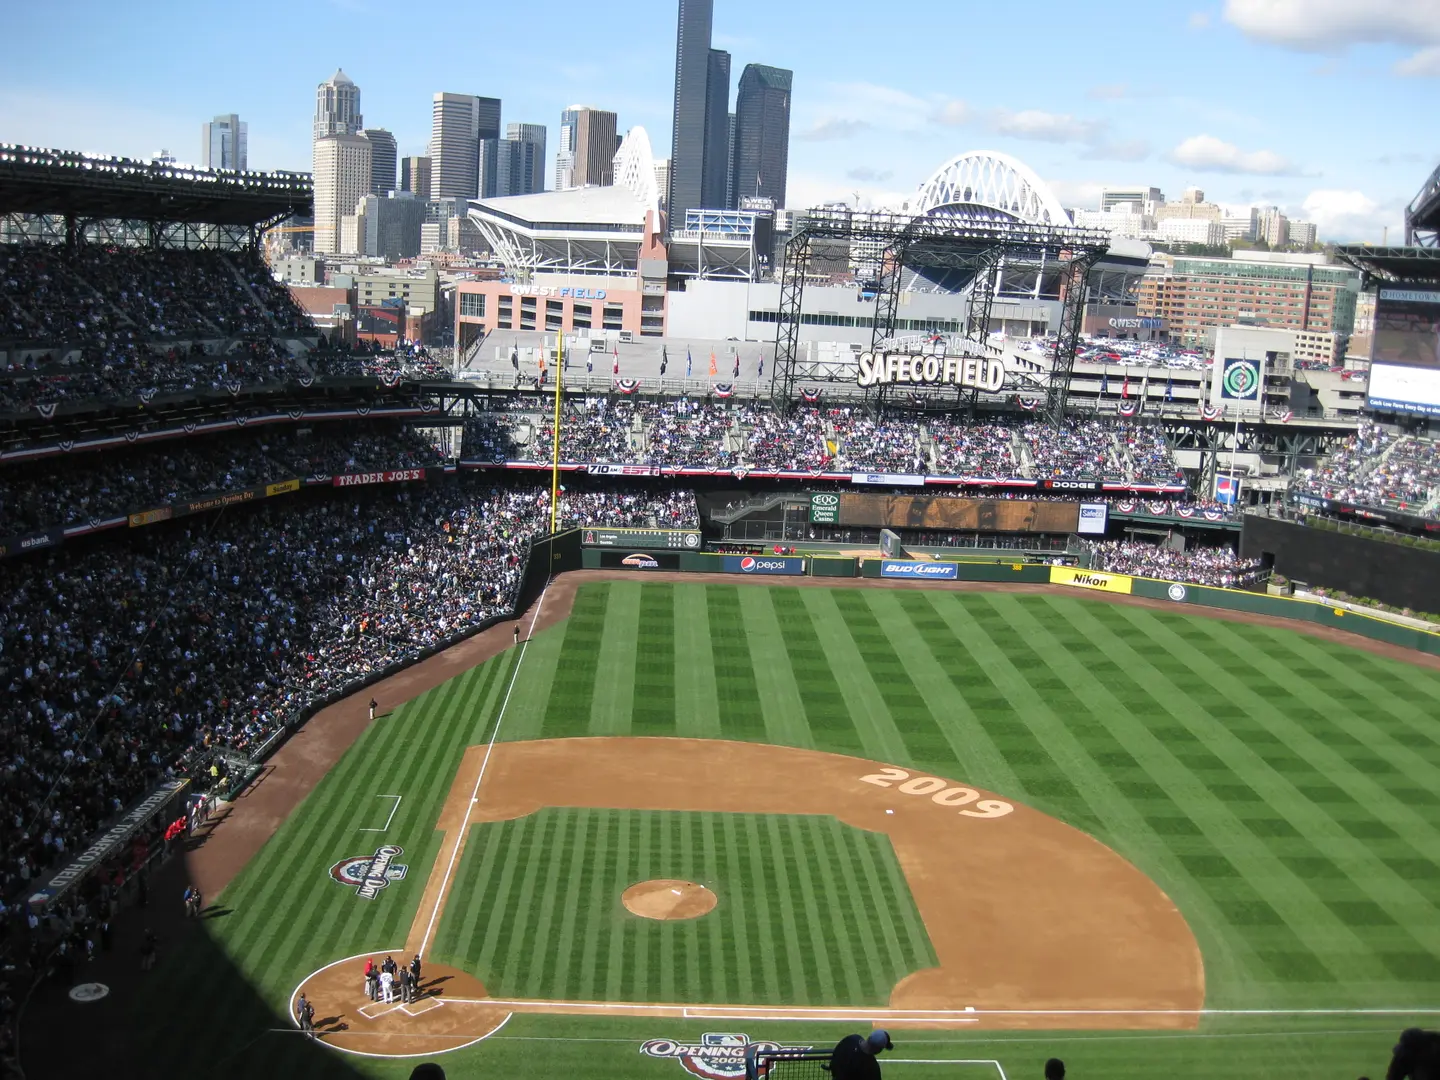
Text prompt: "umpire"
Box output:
[[828, 1030, 893, 1080]]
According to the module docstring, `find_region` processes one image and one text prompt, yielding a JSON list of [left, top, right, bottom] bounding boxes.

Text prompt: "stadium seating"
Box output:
[[1087, 538, 1264, 587], [1291, 419, 1440, 517]]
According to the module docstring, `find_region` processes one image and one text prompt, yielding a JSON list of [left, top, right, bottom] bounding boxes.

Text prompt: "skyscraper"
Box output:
[[361, 129, 398, 194], [506, 123, 547, 194], [202, 113, 247, 171], [400, 156, 432, 198], [314, 70, 362, 140], [313, 133, 373, 255], [430, 93, 501, 199], [731, 64, 792, 209], [702, 48, 731, 211], [668, 0, 713, 222], [557, 107, 619, 189], [725, 112, 736, 209]]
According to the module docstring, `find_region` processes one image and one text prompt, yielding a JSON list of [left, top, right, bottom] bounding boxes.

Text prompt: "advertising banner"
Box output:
[[587, 464, 662, 476], [265, 478, 301, 497], [809, 492, 840, 524], [880, 560, 959, 580], [9, 527, 64, 553], [850, 472, 926, 487], [839, 494, 1080, 533], [720, 555, 807, 575], [129, 507, 173, 528], [1050, 565, 1134, 594], [595, 549, 683, 570], [182, 488, 259, 515], [1214, 475, 1240, 506], [1219, 356, 1263, 402], [333, 468, 427, 488], [1076, 502, 1109, 535]]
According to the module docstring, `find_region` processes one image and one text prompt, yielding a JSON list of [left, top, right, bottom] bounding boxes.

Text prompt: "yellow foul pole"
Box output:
[[549, 332, 563, 533]]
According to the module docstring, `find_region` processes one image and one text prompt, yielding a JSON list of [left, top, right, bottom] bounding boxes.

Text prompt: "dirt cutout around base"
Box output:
[[622, 879, 718, 921], [294, 736, 1208, 1055]]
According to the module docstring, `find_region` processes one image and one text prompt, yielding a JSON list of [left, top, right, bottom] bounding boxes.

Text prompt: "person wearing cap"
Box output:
[[1044, 1059, 1066, 1080], [1387, 1027, 1440, 1080], [828, 1029, 893, 1080]]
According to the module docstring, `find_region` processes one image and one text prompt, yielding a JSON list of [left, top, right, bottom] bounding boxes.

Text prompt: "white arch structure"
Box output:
[[914, 150, 1070, 227]]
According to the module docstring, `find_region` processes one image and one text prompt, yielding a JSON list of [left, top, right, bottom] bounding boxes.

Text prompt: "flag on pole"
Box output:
[[758, 354, 764, 377], [660, 345, 668, 376], [1121, 374, 1129, 399], [1101, 372, 1110, 394], [686, 348, 693, 378], [732, 355, 740, 378], [709, 350, 717, 377], [1165, 374, 1174, 401]]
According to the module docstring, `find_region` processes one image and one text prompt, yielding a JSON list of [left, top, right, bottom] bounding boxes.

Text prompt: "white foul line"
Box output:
[[359, 794, 403, 833], [417, 580, 553, 957]]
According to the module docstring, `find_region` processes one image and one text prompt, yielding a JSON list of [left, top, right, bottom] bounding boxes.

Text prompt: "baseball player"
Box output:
[[380, 968, 395, 1003], [296, 993, 315, 1039], [364, 957, 377, 1000], [828, 1030, 892, 1080], [369, 698, 378, 721]]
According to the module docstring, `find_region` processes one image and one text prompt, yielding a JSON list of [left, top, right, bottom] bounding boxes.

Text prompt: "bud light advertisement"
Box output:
[[880, 561, 959, 579]]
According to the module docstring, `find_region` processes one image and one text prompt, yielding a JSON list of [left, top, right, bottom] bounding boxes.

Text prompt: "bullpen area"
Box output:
[[126, 575, 1440, 1080]]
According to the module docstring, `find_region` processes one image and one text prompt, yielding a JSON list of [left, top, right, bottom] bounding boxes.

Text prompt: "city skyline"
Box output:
[[1, 0, 1436, 241]]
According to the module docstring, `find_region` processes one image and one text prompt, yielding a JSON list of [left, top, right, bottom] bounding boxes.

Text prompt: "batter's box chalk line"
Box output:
[[402, 998, 443, 1017]]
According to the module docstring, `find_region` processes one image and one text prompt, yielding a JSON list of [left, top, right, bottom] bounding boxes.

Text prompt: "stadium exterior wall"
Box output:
[[1240, 513, 1440, 614]]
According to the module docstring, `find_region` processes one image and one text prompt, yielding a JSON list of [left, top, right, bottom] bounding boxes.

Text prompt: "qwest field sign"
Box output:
[[1049, 565, 1133, 594]]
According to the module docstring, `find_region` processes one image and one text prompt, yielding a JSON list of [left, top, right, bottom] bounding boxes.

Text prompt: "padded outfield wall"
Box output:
[[1241, 513, 1440, 614]]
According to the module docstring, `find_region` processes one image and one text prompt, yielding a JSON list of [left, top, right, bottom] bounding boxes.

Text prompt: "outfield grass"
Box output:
[[129, 581, 1440, 1080]]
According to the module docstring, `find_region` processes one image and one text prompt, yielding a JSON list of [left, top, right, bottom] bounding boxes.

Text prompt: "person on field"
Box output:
[[369, 698, 378, 721], [513, 623, 520, 646], [828, 1029, 892, 1080], [380, 968, 395, 1003], [1044, 1060, 1065, 1080], [296, 992, 315, 1038], [364, 958, 377, 1000], [410, 953, 423, 995], [1387, 1028, 1440, 1080]]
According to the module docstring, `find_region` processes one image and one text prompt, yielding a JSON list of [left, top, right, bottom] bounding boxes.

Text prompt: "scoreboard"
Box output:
[[581, 528, 702, 550]]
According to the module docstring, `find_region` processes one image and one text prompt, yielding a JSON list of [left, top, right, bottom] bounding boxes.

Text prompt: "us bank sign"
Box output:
[[856, 351, 1005, 392]]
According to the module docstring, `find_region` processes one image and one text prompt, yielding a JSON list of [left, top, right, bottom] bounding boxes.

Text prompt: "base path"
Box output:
[[296, 737, 1204, 1055]]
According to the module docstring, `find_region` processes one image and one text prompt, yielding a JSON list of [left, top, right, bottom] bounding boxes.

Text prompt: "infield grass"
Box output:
[[128, 581, 1440, 1080]]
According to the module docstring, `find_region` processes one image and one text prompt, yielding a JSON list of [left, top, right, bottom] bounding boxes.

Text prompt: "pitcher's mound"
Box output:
[[622, 879, 717, 921]]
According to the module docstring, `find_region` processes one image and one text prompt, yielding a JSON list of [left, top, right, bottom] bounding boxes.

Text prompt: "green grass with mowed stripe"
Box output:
[[131, 581, 1440, 1080]]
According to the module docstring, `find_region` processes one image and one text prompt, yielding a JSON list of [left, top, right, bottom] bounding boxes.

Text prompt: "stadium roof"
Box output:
[[0, 145, 312, 228], [1333, 245, 1440, 285], [1406, 159, 1440, 246], [471, 185, 650, 230]]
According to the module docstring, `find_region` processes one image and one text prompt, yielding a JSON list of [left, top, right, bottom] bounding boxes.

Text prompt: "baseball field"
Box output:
[[125, 575, 1440, 1080]]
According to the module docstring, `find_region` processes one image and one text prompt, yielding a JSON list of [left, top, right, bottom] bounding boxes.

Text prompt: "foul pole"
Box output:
[[549, 333, 563, 533]]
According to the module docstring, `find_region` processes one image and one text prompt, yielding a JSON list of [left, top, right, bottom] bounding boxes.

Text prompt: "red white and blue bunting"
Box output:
[[615, 378, 640, 395], [1017, 397, 1040, 411], [1117, 400, 1140, 418], [1268, 408, 1292, 423], [1200, 404, 1224, 421], [800, 387, 822, 403], [712, 383, 735, 398]]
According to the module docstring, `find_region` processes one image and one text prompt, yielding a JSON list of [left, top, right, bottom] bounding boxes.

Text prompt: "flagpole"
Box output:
[[550, 333, 563, 534]]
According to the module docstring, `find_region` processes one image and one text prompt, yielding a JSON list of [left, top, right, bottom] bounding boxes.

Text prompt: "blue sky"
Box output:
[[2, 0, 1436, 241]]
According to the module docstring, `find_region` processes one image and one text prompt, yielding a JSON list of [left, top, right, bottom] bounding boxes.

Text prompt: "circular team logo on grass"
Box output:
[[640, 1033, 812, 1080], [69, 983, 109, 1003], [1222, 360, 1259, 399], [330, 845, 408, 900]]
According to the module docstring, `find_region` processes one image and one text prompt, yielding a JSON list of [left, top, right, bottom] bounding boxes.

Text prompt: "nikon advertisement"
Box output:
[[855, 351, 1006, 392]]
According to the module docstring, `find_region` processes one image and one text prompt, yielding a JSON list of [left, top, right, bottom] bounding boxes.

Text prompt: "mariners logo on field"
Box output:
[[1167, 583, 1188, 602], [1221, 357, 1260, 400], [640, 1033, 812, 1080], [330, 845, 408, 899]]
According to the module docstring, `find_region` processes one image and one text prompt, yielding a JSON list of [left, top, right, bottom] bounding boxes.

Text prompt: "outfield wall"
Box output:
[[577, 544, 1440, 657]]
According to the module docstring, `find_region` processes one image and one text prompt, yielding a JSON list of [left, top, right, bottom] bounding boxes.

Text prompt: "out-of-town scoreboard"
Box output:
[[581, 528, 702, 550]]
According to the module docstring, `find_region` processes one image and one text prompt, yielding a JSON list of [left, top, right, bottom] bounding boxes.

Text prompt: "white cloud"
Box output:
[[1299, 189, 1404, 243], [1395, 45, 1440, 76], [1223, 0, 1440, 72], [795, 118, 872, 142], [1167, 134, 1296, 175], [935, 99, 970, 126], [1044, 178, 1108, 212], [1087, 83, 1129, 100], [990, 109, 1101, 143]]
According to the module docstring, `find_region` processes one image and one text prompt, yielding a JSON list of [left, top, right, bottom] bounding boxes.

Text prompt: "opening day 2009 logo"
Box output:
[[330, 845, 408, 899], [639, 1033, 813, 1080]]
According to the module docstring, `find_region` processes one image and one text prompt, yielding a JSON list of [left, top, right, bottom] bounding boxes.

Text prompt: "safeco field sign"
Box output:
[[1049, 565, 1134, 594]]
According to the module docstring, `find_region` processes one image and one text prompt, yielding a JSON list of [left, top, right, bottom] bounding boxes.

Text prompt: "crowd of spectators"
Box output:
[[929, 419, 1017, 476], [0, 477, 693, 914], [1115, 419, 1182, 483], [1290, 420, 1440, 516], [531, 398, 642, 462], [740, 404, 832, 471], [1087, 538, 1265, 587], [307, 341, 452, 381], [832, 411, 925, 473], [1, 245, 309, 345], [640, 398, 738, 468], [1021, 417, 1117, 480], [0, 425, 446, 535]]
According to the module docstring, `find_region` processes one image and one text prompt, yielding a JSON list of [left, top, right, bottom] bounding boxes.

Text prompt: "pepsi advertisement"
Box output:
[[880, 560, 959, 580], [721, 554, 807, 576]]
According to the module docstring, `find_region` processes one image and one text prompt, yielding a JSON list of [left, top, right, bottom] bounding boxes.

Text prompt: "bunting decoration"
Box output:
[[1203, 508, 1225, 521], [1149, 501, 1168, 515], [1269, 408, 1292, 423], [356, 405, 371, 416], [615, 378, 640, 394], [1177, 506, 1197, 518], [234, 415, 248, 426], [1117, 501, 1137, 513], [225, 380, 242, 395], [139, 388, 156, 403], [800, 387, 822, 403], [289, 408, 305, 419], [1201, 404, 1224, 421], [58, 440, 74, 452], [1117, 400, 1140, 417], [712, 383, 735, 398], [379, 372, 401, 388], [418, 399, 437, 413], [36, 402, 57, 419], [298, 375, 315, 388], [1017, 397, 1040, 411], [124, 430, 139, 442], [183, 422, 196, 433]]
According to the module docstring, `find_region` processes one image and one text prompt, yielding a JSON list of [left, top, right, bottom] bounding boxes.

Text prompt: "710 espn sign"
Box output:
[[856, 352, 1005, 392], [809, 492, 840, 524]]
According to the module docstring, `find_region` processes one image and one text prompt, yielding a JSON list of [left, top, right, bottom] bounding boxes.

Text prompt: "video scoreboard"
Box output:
[[581, 528, 702, 550]]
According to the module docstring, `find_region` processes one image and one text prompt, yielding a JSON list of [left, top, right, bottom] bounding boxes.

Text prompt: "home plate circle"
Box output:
[[622, 879, 717, 921]]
